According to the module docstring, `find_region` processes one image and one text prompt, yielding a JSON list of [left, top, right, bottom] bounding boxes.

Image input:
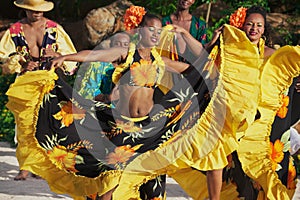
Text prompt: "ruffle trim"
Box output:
[[111, 25, 266, 198], [6, 69, 122, 197], [237, 45, 300, 199]]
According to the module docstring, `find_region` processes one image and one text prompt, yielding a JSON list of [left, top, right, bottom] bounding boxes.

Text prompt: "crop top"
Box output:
[[113, 43, 165, 88]]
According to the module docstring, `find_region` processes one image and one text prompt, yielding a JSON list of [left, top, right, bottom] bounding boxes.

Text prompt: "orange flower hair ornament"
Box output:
[[229, 7, 247, 29], [123, 5, 146, 31]]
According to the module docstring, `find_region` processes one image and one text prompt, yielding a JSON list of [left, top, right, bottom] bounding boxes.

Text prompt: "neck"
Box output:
[[137, 43, 153, 50], [174, 9, 191, 20], [24, 17, 46, 27], [137, 47, 152, 60]]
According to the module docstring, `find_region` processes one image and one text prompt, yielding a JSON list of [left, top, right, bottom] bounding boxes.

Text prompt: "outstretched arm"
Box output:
[[162, 56, 190, 73], [51, 47, 128, 68], [172, 24, 204, 57]]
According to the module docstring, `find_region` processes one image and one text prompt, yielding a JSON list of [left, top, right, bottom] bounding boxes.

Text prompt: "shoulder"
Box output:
[[9, 21, 22, 34], [264, 46, 276, 58], [45, 19, 58, 28]]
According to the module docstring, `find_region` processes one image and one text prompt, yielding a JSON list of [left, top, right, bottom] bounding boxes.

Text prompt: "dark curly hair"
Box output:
[[139, 12, 162, 27]]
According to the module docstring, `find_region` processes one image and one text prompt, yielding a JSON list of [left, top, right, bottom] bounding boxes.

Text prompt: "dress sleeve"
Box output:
[[0, 29, 16, 59], [0, 29, 24, 74], [56, 24, 77, 74]]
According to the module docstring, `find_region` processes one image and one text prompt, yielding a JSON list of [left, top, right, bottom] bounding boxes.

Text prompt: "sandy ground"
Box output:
[[0, 142, 191, 200]]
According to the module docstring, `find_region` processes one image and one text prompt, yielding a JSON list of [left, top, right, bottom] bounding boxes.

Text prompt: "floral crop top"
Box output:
[[112, 43, 165, 88]]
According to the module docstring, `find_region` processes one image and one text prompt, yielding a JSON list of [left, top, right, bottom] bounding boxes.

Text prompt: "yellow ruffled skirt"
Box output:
[[6, 25, 300, 199]]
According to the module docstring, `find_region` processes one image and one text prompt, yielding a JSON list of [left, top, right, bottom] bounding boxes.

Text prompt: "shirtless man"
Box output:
[[0, 0, 77, 180]]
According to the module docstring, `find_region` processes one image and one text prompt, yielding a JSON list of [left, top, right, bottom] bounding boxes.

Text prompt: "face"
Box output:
[[25, 9, 44, 22], [110, 33, 130, 48], [139, 18, 162, 47], [178, 0, 195, 10], [242, 13, 265, 44]]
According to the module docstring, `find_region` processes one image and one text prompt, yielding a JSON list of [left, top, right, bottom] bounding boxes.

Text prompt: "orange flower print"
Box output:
[[277, 94, 289, 118], [130, 59, 156, 87], [123, 5, 146, 31], [106, 145, 135, 165], [115, 120, 142, 133], [287, 157, 296, 189], [47, 145, 78, 173], [87, 193, 98, 200], [229, 7, 247, 29], [150, 198, 162, 200], [53, 101, 86, 127], [270, 140, 284, 171]]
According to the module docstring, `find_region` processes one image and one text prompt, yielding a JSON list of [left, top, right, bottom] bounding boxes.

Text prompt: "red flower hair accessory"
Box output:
[[123, 5, 146, 31], [229, 7, 247, 29]]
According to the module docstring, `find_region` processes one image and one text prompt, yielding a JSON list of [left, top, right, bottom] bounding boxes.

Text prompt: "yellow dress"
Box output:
[[5, 24, 300, 200]]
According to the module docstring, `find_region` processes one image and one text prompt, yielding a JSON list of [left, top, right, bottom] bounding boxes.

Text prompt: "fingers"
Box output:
[[25, 61, 39, 71], [50, 58, 63, 70], [43, 48, 61, 58], [296, 82, 300, 92]]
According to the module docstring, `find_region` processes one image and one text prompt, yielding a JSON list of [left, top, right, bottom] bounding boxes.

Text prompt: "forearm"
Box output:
[[181, 31, 204, 57], [64, 48, 125, 63], [163, 57, 189, 73]]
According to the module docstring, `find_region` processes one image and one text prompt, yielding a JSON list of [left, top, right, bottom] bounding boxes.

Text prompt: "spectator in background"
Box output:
[[78, 32, 130, 105], [0, 0, 77, 180], [162, 0, 207, 45]]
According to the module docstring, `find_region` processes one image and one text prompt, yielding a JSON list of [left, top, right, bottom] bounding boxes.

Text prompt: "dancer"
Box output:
[[0, 0, 77, 181], [162, 0, 207, 46], [6, 5, 208, 199], [206, 6, 298, 199], [5, 5, 300, 200]]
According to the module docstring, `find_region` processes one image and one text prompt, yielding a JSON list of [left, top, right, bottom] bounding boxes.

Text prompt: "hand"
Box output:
[[171, 24, 187, 34], [23, 61, 39, 71], [295, 77, 300, 92], [211, 25, 223, 45], [50, 56, 65, 69], [205, 25, 223, 51], [43, 48, 61, 58]]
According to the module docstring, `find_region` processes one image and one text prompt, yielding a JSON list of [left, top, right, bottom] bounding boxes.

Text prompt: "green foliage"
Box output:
[[131, 0, 204, 17], [0, 72, 16, 146], [221, 0, 269, 10], [131, 0, 176, 16]]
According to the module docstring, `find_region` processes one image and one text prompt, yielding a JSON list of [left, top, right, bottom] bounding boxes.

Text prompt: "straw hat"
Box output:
[[14, 0, 54, 12]]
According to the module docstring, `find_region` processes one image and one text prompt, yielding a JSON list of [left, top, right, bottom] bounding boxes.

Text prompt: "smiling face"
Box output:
[[177, 0, 195, 10], [242, 13, 265, 45], [139, 18, 162, 48]]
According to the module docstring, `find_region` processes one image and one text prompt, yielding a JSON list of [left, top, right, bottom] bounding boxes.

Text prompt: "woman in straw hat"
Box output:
[[0, 0, 77, 180]]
